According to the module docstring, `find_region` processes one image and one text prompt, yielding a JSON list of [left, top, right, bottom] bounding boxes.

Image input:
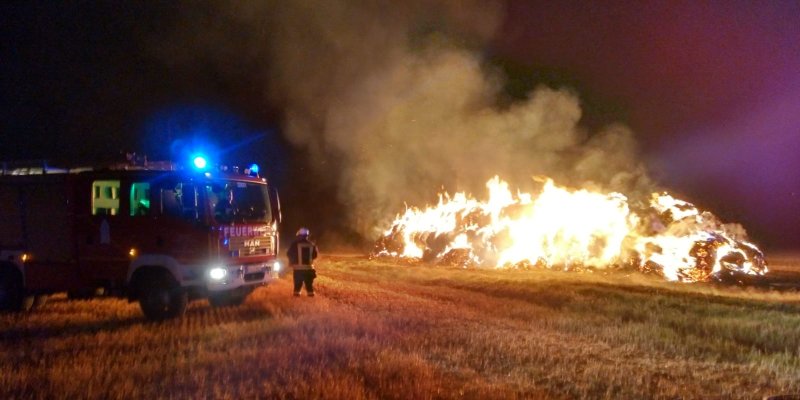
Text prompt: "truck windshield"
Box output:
[[209, 181, 272, 224]]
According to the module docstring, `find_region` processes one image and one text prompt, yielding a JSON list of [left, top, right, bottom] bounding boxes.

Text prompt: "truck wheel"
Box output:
[[139, 272, 187, 321], [0, 268, 25, 312], [208, 292, 247, 308]]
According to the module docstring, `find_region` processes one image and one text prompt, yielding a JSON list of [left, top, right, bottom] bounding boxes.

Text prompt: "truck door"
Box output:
[[1, 176, 80, 292], [76, 178, 130, 288], [123, 178, 208, 260], [113, 178, 157, 270], [147, 179, 212, 267]]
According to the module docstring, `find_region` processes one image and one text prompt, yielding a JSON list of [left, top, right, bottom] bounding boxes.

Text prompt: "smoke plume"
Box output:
[[160, 0, 654, 238]]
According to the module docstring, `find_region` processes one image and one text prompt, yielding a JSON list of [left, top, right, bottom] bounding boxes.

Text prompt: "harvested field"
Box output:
[[2, 254, 800, 399], [766, 252, 800, 273]]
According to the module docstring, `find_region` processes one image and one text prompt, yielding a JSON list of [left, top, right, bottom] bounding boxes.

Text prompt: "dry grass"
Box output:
[[2, 254, 800, 399], [767, 252, 800, 272]]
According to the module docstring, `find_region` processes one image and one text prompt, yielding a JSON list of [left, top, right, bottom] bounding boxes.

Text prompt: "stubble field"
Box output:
[[2, 254, 800, 399]]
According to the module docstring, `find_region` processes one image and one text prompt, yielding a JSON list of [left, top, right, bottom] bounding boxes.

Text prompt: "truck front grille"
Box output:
[[244, 272, 265, 282], [228, 235, 274, 258]]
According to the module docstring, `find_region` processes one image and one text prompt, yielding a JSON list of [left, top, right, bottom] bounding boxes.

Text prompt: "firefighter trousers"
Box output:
[[293, 269, 316, 295]]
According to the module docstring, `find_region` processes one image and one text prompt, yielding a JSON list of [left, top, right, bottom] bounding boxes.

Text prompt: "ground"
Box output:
[[1, 254, 800, 399]]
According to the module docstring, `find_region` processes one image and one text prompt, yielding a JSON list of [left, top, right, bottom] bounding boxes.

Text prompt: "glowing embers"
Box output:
[[374, 176, 768, 282], [633, 193, 768, 282]]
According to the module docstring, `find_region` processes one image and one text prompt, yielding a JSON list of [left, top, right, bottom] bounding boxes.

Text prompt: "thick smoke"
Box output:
[[160, 0, 654, 238]]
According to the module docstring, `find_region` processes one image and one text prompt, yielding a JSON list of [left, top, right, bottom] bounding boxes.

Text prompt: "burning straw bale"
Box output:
[[373, 175, 769, 283]]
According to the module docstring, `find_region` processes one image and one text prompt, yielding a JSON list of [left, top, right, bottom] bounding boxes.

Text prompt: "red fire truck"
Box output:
[[0, 158, 281, 320]]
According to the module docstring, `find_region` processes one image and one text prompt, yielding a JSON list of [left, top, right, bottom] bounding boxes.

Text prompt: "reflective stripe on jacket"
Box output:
[[287, 238, 318, 270]]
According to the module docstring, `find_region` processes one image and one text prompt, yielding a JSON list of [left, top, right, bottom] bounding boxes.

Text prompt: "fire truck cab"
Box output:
[[0, 160, 281, 320]]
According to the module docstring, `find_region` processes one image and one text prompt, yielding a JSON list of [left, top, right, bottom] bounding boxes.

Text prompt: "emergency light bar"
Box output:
[[2, 154, 263, 178], [192, 155, 208, 169]]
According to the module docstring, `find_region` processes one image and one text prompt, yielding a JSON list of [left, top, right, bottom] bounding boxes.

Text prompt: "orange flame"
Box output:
[[374, 176, 768, 282]]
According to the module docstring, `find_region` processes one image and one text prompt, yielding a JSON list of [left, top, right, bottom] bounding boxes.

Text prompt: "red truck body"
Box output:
[[0, 162, 281, 319]]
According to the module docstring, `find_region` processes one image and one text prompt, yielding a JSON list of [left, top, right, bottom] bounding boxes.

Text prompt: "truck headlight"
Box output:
[[273, 261, 281, 272], [209, 267, 227, 281]]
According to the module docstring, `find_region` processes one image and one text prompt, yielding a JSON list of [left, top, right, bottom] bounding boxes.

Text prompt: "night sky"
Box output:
[[2, 1, 799, 249]]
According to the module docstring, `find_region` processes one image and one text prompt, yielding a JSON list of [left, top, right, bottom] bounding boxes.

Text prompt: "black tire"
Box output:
[[0, 267, 26, 312], [208, 291, 247, 308], [139, 272, 188, 321]]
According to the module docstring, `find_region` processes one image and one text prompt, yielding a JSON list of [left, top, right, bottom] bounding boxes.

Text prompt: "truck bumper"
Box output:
[[200, 261, 279, 292]]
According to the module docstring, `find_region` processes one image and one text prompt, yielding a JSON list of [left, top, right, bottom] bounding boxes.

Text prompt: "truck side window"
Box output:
[[130, 182, 151, 216], [92, 180, 120, 216], [160, 183, 182, 218], [180, 184, 200, 220], [159, 182, 203, 221]]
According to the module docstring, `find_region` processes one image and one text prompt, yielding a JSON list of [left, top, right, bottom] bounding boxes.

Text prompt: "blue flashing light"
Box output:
[[248, 163, 260, 175], [192, 155, 208, 169]]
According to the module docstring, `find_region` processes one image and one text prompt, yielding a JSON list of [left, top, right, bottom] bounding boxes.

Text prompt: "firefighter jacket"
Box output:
[[287, 237, 318, 270]]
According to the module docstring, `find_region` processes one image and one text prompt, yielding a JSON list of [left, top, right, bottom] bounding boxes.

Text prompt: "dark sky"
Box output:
[[2, 1, 799, 249]]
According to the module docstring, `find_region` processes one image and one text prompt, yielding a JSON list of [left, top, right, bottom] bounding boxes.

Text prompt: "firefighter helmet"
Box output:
[[296, 227, 310, 237]]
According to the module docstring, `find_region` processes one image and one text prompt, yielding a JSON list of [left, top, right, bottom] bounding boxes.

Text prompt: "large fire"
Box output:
[[373, 176, 768, 282]]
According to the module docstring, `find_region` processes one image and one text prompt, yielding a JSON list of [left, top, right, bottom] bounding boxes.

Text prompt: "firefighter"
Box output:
[[214, 188, 236, 222], [287, 227, 319, 296]]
